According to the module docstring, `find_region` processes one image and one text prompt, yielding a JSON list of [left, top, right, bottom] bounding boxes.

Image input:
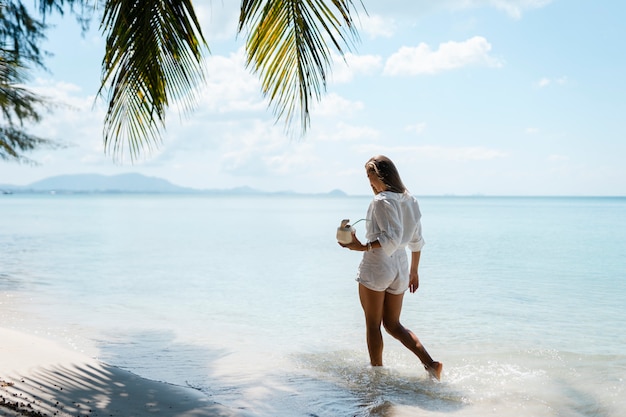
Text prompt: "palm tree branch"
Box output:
[[98, 0, 208, 160], [239, 0, 362, 134], [0, 126, 62, 164]]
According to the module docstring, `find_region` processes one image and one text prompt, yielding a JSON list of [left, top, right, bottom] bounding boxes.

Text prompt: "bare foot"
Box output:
[[425, 361, 443, 381]]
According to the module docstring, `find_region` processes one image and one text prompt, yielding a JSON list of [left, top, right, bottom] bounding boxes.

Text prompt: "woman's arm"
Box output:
[[409, 250, 421, 293], [339, 232, 381, 251]]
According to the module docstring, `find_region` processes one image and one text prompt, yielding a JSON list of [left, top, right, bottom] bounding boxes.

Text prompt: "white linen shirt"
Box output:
[[365, 191, 425, 256]]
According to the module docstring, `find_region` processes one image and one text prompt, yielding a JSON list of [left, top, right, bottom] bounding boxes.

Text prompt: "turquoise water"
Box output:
[[1, 194, 625, 416]]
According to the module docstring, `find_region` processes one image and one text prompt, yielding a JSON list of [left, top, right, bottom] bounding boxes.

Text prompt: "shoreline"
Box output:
[[0, 327, 241, 417]]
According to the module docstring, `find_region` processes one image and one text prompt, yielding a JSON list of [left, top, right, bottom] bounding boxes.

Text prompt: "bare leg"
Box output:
[[382, 291, 443, 380], [358, 284, 386, 366]]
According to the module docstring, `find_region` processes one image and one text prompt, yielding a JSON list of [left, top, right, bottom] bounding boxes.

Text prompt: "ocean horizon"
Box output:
[[1, 194, 624, 416], [2, 171, 625, 198]]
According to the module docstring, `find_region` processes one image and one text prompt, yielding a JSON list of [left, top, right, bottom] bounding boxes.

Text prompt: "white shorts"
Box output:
[[356, 247, 409, 295]]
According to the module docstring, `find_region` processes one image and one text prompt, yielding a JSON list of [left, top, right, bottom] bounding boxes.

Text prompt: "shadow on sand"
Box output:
[[1, 359, 241, 417]]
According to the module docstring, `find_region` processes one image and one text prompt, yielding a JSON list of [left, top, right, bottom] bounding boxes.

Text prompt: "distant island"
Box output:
[[0, 173, 348, 197]]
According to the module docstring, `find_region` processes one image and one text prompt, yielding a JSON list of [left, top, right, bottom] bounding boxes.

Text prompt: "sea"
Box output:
[[0, 193, 624, 417]]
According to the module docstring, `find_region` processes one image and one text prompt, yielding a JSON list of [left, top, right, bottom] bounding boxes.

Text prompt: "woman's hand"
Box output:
[[409, 271, 419, 293], [339, 231, 366, 251]]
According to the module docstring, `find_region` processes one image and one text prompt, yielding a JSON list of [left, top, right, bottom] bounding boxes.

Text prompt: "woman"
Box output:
[[340, 155, 442, 380]]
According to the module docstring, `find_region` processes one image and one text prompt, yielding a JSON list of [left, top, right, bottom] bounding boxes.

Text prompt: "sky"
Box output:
[[1, 0, 625, 196]]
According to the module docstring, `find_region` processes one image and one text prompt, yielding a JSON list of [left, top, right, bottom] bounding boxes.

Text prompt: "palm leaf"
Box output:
[[0, 125, 62, 163], [0, 47, 60, 163], [239, 0, 362, 134], [98, 0, 208, 160], [0, 54, 37, 123]]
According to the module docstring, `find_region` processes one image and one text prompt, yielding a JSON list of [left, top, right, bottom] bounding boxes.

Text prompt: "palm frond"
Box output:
[[0, 52, 43, 124], [0, 48, 59, 163], [0, 125, 61, 163], [239, 0, 362, 135], [98, 0, 208, 161]]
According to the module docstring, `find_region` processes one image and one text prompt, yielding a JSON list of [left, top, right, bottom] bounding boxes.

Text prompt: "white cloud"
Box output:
[[30, 79, 105, 154], [383, 36, 503, 76], [405, 123, 427, 135], [525, 127, 539, 134], [312, 93, 364, 118], [357, 14, 396, 39], [219, 121, 286, 176], [536, 76, 568, 88], [315, 122, 380, 142], [538, 77, 551, 87], [263, 144, 320, 175], [330, 52, 383, 83], [485, 0, 553, 19], [215, 119, 344, 182], [199, 49, 265, 113]]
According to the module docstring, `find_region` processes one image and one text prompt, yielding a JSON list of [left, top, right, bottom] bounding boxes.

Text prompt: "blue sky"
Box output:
[[1, 0, 625, 196]]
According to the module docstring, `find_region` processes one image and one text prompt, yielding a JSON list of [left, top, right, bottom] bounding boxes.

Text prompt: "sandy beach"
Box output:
[[0, 327, 241, 417]]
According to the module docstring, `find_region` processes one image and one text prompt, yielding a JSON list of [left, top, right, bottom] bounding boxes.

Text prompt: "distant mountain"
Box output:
[[19, 173, 195, 193], [1, 173, 349, 196], [328, 189, 348, 197]]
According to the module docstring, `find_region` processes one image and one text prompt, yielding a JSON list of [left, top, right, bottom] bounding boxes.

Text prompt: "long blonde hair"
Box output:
[[365, 155, 407, 193]]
